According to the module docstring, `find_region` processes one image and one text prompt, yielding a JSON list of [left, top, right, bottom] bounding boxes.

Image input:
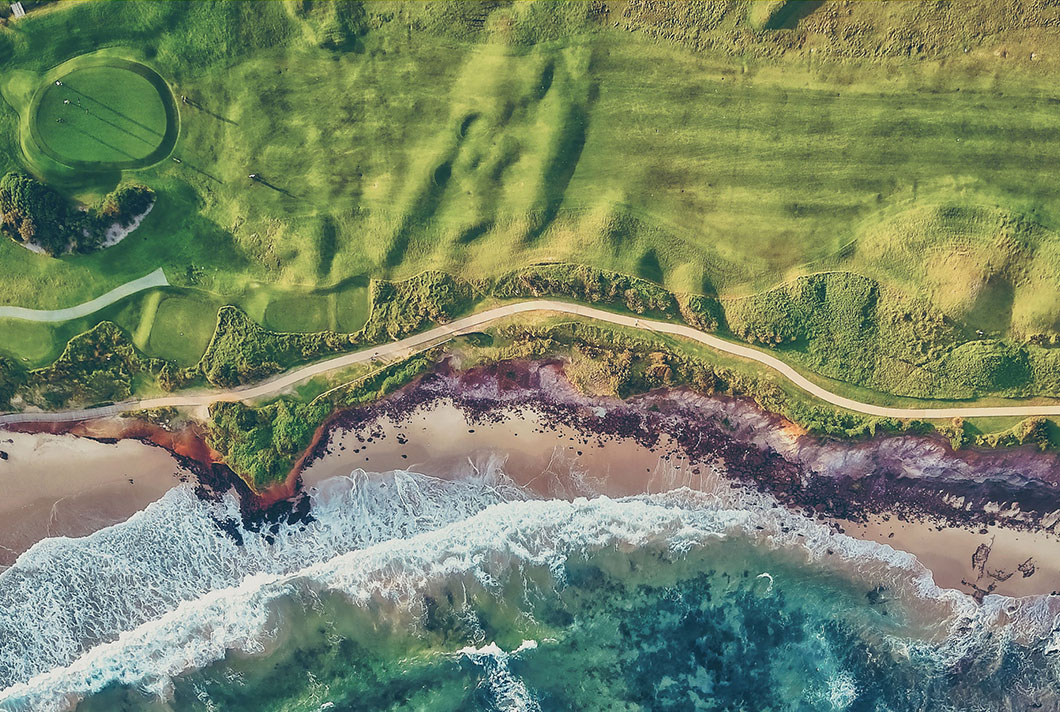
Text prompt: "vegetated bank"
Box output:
[[5, 263, 1060, 489], [1, 1, 1059, 347], [0, 172, 154, 255]]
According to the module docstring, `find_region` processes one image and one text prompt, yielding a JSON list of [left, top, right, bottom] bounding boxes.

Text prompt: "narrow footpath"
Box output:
[[4, 300, 1060, 425]]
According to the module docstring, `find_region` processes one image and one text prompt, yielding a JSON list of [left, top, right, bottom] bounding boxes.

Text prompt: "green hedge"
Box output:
[[493, 263, 680, 317], [197, 306, 355, 388]]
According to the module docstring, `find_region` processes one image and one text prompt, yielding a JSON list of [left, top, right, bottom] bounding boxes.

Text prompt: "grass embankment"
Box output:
[[8, 261, 1060, 413], [203, 311, 1060, 493], [1, 1, 1059, 351], [31, 58, 176, 169], [6, 262, 1057, 489]]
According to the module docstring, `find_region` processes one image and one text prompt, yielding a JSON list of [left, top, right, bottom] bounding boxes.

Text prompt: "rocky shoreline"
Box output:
[[303, 359, 1060, 536], [6, 358, 1060, 546]]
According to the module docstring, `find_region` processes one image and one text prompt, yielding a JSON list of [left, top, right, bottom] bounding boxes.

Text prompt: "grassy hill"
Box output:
[[1, 0, 1060, 400]]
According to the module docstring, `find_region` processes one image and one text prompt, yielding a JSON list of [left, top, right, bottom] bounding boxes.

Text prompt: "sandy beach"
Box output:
[[2, 383, 1059, 599], [0, 431, 190, 567], [302, 399, 1060, 598]]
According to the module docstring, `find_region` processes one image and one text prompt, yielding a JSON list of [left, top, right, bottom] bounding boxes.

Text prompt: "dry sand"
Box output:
[[0, 431, 189, 567], [301, 400, 1060, 598], [3, 401, 1059, 598]]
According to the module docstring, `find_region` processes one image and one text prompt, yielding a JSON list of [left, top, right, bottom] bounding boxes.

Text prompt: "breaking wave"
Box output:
[[1, 460, 1059, 711]]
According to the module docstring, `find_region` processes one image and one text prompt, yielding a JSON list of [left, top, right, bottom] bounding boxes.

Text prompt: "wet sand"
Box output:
[[3, 394, 1059, 599], [301, 400, 1060, 598], [0, 432, 189, 567]]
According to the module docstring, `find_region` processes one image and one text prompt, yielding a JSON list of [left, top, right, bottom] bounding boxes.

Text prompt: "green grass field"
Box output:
[[34, 63, 170, 165], [2, 1, 1060, 404]]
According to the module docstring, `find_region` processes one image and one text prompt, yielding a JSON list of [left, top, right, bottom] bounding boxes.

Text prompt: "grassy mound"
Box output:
[[852, 204, 1060, 340], [0, 1, 1059, 406], [29, 57, 177, 170]]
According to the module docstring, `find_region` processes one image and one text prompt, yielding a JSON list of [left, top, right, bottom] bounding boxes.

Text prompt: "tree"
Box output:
[[0, 173, 154, 255], [17, 216, 35, 243]]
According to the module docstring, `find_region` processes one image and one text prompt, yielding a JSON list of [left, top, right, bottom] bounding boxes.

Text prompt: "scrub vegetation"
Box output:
[[0, 172, 154, 255], [3, 1, 1060, 484]]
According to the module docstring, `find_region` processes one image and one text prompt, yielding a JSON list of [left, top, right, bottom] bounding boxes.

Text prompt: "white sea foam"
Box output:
[[1, 468, 1058, 711], [0, 465, 525, 688], [457, 641, 541, 712]]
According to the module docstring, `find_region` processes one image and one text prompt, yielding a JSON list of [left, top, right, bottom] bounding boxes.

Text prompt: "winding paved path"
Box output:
[[0, 269, 168, 322], [3, 299, 1060, 425]]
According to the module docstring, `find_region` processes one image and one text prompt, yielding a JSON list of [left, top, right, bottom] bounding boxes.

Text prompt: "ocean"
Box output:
[[0, 462, 1058, 711]]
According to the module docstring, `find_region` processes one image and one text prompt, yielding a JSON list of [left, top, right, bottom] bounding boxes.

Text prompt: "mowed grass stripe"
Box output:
[[36, 67, 167, 162]]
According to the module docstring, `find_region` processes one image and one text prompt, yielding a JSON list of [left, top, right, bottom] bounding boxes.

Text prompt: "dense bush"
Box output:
[[207, 398, 329, 491], [208, 350, 437, 489], [494, 263, 678, 317], [493, 320, 901, 440], [22, 322, 166, 408], [0, 173, 154, 255], [0, 356, 25, 410], [678, 293, 724, 332], [198, 306, 354, 388], [939, 341, 1031, 394], [360, 271, 482, 341], [725, 272, 878, 348], [0, 172, 79, 255], [95, 183, 155, 226]]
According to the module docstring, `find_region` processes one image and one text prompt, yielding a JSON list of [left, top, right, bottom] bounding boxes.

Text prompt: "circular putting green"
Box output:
[[30, 57, 178, 171]]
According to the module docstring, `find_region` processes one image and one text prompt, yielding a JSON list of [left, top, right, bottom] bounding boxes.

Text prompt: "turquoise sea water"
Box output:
[[1, 467, 1058, 712]]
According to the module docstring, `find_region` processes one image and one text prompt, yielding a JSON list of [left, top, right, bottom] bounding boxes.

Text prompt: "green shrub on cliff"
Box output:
[[208, 350, 437, 489], [208, 398, 329, 490]]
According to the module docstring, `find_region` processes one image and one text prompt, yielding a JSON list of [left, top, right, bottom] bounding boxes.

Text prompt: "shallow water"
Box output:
[[1, 461, 1058, 712]]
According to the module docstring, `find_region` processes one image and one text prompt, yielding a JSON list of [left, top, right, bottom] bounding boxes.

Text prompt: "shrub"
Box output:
[[96, 183, 155, 226], [207, 398, 329, 491], [198, 306, 354, 388], [0, 172, 79, 255], [494, 263, 678, 317], [0, 173, 155, 255], [678, 293, 724, 331], [22, 322, 166, 408], [0, 356, 25, 410], [360, 271, 482, 341]]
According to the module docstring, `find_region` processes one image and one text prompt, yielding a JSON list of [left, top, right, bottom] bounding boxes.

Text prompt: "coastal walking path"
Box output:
[[4, 299, 1060, 425], [0, 269, 168, 322]]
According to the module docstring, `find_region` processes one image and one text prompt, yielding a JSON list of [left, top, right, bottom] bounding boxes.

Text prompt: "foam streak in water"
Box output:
[[2, 481, 1058, 712], [0, 465, 524, 688]]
